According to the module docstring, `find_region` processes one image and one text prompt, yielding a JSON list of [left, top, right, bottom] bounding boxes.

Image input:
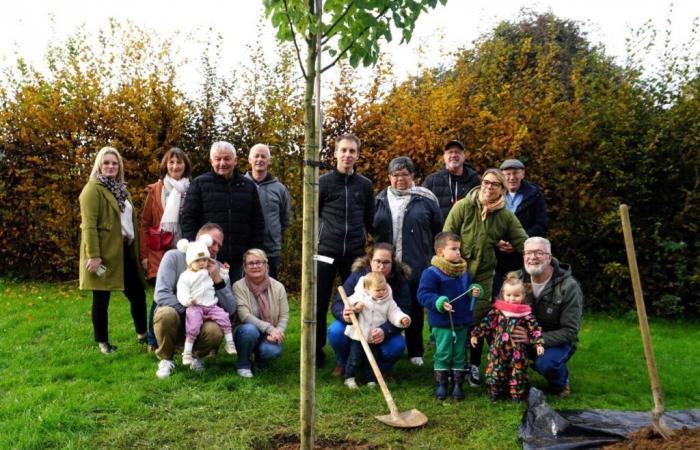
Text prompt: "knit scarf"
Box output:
[[387, 184, 439, 260], [494, 299, 532, 318], [96, 175, 128, 212], [431, 255, 467, 277], [245, 275, 272, 324], [478, 188, 505, 221], [160, 175, 190, 232]]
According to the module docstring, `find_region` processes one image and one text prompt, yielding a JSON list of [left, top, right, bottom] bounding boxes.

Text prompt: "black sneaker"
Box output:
[[468, 364, 481, 387], [98, 342, 118, 354]]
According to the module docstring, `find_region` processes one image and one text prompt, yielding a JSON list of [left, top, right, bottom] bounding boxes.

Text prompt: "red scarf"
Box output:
[[494, 299, 532, 318], [244, 275, 272, 323]]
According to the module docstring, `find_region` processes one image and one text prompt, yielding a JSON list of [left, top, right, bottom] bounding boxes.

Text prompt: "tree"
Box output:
[[262, 0, 446, 446]]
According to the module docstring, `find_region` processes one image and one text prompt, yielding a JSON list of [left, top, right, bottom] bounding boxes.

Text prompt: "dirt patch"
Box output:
[[253, 434, 377, 450], [604, 426, 700, 449]]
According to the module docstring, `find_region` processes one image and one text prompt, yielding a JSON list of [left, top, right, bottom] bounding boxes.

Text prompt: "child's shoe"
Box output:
[[434, 370, 449, 400], [182, 351, 194, 366], [224, 341, 237, 355], [452, 370, 466, 401], [409, 356, 424, 367], [366, 381, 377, 388], [344, 378, 358, 389]]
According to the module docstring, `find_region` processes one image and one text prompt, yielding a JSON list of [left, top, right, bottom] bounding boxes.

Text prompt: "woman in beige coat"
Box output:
[[232, 248, 289, 378], [79, 146, 147, 354]]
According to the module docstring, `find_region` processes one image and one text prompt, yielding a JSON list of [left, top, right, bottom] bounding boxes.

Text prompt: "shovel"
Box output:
[[619, 204, 673, 439], [338, 286, 428, 428]]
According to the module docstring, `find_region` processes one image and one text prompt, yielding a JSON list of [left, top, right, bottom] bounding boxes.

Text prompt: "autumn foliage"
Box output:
[[1, 13, 698, 316]]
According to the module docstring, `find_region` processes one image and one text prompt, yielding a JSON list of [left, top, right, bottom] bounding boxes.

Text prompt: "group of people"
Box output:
[[78, 133, 582, 401]]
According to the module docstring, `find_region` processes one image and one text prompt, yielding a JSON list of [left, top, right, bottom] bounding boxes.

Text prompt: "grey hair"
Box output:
[[249, 143, 271, 158], [209, 141, 236, 159], [242, 248, 268, 264], [90, 146, 125, 182], [524, 236, 551, 254], [388, 156, 415, 174]]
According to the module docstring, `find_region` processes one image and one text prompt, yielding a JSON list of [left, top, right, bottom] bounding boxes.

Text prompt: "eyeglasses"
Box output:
[[246, 260, 266, 267], [371, 259, 392, 266], [523, 250, 550, 258], [482, 179, 502, 189]]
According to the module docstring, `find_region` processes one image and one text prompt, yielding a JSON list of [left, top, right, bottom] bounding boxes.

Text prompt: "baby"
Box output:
[[176, 236, 236, 365], [344, 272, 410, 389]]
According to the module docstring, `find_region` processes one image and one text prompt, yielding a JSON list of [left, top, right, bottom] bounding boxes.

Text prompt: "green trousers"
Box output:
[[432, 326, 468, 371]]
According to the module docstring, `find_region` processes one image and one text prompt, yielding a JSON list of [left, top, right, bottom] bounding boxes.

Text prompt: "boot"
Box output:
[[452, 370, 466, 401], [434, 370, 449, 400]]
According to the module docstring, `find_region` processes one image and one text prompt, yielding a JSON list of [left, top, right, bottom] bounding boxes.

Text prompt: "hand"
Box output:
[[536, 345, 545, 356], [400, 317, 410, 328], [342, 306, 354, 324], [511, 326, 529, 344], [370, 328, 385, 344], [496, 240, 514, 253], [353, 303, 365, 313], [141, 258, 149, 271], [470, 336, 478, 348], [267, 328, 285, 343], [85, 257, 102, 273], [472, 288, 481, 299], [207, 258, 222, 283], [442, 302, 453, 312]]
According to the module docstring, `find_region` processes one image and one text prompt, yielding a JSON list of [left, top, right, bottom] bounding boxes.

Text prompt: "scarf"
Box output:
[[160, 175, 190, 232], [387, 184, 439, 260], [245, 275, 272, 324], [478, 187, 505, 221], [494, 299, 532, 318], [96, 175, 128, 212], [431, 255, 467, 277]]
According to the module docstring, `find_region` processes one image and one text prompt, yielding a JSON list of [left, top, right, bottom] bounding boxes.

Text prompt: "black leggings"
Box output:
[[92, 245, 147, 343]]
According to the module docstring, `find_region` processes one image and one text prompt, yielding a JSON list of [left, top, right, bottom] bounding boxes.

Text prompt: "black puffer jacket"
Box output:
[[496, 179, 548, 271], [422, 163, 481, 221], [180, 170, 264, 265], [317, 169, 374, 257]]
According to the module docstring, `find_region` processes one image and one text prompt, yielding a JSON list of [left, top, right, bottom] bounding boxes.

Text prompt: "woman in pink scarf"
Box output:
[[232, 248, 289, 378]]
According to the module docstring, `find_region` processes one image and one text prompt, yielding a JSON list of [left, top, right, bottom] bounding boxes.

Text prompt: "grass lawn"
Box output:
[[1, 279, 698, 449]]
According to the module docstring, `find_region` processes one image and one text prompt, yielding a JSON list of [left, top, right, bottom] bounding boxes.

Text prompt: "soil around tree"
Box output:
[[253, 434, 376, 450], [603, 425, 700, 450]]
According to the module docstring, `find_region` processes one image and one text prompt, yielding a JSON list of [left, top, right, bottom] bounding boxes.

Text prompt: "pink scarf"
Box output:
[[495, 299, 532, 318], [245, 275, 272, 323], [478, 188, 505, 221]]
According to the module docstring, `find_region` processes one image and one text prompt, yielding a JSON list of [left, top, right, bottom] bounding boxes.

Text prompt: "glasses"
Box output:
[[246, 260, 266, 267], [523, 250, 550, 258], [390, 172, 412, 179], [482, 179, 502, 189], [371, 259, 392, 266]]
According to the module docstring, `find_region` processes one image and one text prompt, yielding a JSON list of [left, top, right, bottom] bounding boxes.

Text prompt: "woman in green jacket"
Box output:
[[443, 168, 528, 385], [79, 146, 147, 354]]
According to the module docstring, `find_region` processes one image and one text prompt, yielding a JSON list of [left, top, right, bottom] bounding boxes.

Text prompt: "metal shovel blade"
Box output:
[[375, 409, 428, 428]]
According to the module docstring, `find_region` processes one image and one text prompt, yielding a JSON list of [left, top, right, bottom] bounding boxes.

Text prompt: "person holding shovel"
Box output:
[[418, 232, 481, 401]]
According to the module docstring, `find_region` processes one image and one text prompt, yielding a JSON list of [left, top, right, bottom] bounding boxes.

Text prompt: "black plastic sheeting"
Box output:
[[519, 388, 700, 450]]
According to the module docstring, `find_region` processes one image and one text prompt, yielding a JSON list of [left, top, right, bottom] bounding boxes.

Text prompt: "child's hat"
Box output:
[[177, 235, 213, 266]]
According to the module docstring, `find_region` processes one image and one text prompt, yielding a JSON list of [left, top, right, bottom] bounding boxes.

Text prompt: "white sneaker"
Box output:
[[409, 356, 424, 367], [182, 352, 194, 366], [344, 378, 358, 389], [237, 368, 253, 378], [190, 358, 204, 371], [156, 360, 175, 379], [224, 341, 237, 355], [367, 381, 377, 388]]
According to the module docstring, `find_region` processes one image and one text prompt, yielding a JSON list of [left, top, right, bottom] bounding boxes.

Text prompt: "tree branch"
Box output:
[[321, 3, 354, 46], [284, 0, 307, 79]]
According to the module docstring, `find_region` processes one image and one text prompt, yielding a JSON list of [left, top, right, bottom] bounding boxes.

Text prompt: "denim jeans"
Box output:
[[327, 319, 405, 373], [234, 323, 283, 370], [533, 344, 575, 391]]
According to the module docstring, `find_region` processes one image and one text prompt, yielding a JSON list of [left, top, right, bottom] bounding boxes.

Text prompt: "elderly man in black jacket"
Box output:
[[315, 133, 374, 366], [180, 141, 264, 282], [493, 159, 548, 299]]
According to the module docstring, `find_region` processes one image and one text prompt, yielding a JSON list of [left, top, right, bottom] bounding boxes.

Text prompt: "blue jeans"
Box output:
[[533, 344, 575, 391], [146, 300, 158, 347], [327, 320, 405, 373], [234, 323, 283, 370]]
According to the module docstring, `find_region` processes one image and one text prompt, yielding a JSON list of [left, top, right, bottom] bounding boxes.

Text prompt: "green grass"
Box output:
[[1, 279, 698, 449]]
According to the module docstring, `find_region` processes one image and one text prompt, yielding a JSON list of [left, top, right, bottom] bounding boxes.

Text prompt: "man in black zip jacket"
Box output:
[[422, 139, 481, 222], [316, 133, 374, 366], [180, 141, 264, 282]]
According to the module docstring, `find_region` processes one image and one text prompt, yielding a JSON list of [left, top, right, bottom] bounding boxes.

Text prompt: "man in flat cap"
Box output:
[[423, 140, 481, 223], [493, 159, 548, 298]]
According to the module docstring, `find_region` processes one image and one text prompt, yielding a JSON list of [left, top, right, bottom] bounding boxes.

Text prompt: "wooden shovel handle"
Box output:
[[338, 286, 401, 418]]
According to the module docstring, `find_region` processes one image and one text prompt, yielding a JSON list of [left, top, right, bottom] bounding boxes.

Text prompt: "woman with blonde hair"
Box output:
[[79, 146, 147, 354]]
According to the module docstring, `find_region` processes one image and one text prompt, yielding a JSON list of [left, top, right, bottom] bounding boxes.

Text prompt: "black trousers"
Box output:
[[315, 254, 356, 358], [404, 277, 425, 358], [345, 340, 381, 381], [267, 256, 280, 280], [92, 244, 147, 343]]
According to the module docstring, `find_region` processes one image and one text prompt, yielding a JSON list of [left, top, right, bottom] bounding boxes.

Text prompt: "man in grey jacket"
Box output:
[[152, 223, 237, 378], [245, 144, 291, 279], [512, 237, 583, 397]]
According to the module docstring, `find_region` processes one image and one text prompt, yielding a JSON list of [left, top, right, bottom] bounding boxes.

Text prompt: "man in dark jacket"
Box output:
[[422, 139, 481, 221], [493, 159, 548, 298], [513, 237, 583, 397], [315, 133, 374, 366], [180, 141, 264, 282]]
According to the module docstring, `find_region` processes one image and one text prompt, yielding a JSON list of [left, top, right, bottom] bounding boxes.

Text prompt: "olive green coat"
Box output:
[[443, 187, 528, 308], [79, 179, 145, 291]]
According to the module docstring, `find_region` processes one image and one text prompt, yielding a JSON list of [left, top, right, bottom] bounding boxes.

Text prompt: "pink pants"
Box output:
[[185, 305, 232, 340]]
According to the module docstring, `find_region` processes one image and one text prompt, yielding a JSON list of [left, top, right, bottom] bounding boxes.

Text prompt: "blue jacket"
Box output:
[[418, 265, 473, 328], [331, 268, 411, 339]]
